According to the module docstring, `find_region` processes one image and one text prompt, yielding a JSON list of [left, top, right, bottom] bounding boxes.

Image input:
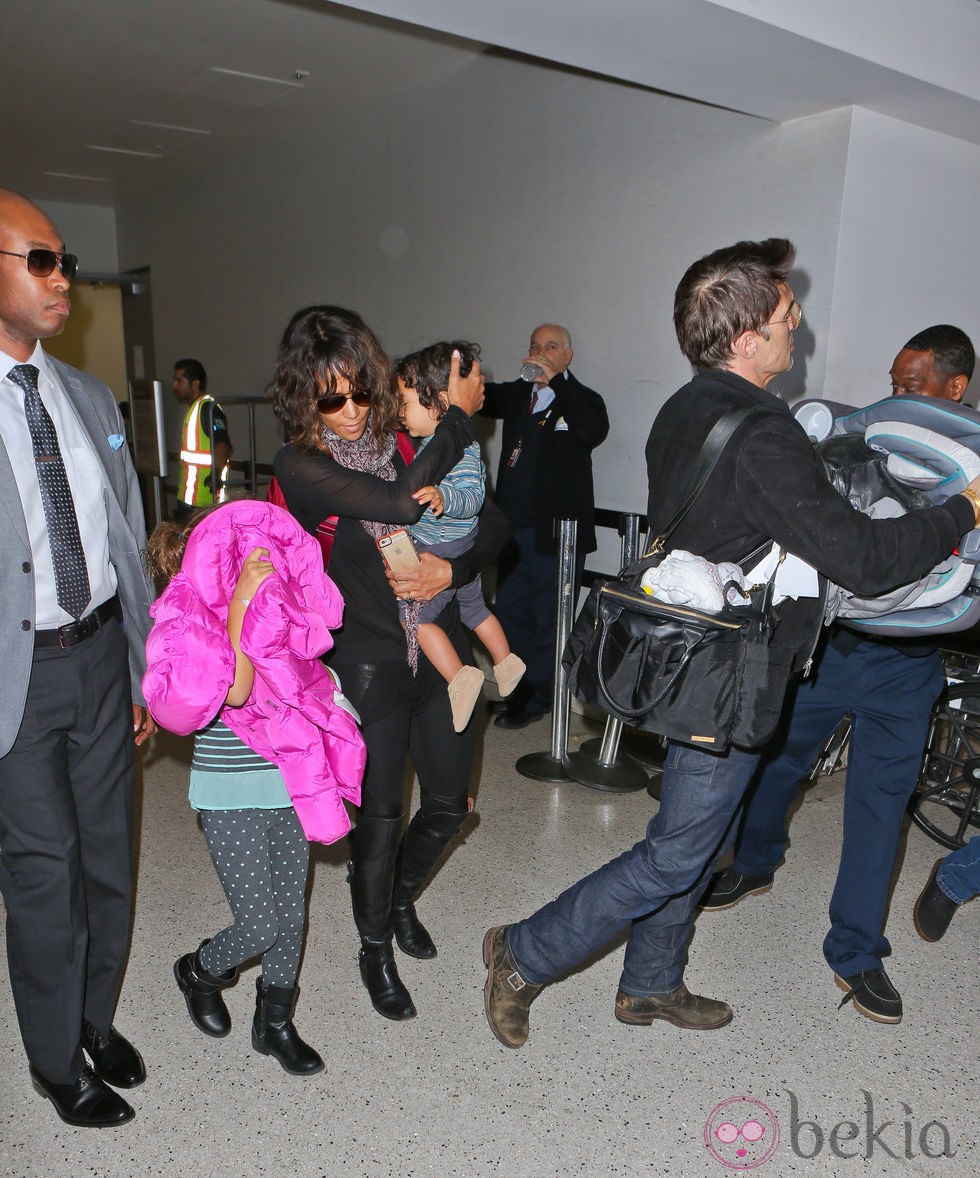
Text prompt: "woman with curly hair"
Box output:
[[270, 305, 504, 1020]]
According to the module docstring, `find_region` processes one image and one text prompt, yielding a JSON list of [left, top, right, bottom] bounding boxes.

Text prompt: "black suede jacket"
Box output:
[[644, 369, 975, 670]]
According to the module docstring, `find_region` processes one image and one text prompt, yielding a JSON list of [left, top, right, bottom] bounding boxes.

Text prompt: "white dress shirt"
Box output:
[[531, 370, 569, 414], [0, 343, 117, 627]]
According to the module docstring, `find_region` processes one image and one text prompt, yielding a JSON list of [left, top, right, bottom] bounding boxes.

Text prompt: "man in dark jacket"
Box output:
[[482, 239, 980, 1048], [699, 325, 976, 1025], [481, 324, 608, 727]]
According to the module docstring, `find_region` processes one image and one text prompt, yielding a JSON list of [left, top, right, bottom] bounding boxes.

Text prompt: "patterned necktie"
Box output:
[[529, 389, 539, 415], [9, 364, 92, 620]]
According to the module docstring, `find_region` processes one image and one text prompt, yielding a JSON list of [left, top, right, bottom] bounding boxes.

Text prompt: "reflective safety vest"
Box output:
[[178, 394, 228, 507]]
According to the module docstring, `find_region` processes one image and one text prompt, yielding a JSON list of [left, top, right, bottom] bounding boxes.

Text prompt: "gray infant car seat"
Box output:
[[792, 393, 980, 637]]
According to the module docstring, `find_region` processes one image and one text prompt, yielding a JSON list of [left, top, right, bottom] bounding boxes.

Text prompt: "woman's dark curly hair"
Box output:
[[395, 341, 481, 418], [267, 305, 399, 450]]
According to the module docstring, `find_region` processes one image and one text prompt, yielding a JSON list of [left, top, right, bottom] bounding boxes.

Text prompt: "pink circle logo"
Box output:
[[704, 1097, 780, 1169]]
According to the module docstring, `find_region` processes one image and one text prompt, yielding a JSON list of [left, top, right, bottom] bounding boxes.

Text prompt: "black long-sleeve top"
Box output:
[[273, 407, 509, 668]]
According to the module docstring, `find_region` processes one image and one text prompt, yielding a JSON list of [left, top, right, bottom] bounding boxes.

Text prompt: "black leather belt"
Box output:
[[34, 596, 123, 649]]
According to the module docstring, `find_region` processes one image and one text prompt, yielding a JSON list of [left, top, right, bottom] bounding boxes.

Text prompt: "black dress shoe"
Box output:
[[488, 682, 535, 718], [30, 1064, 135, 1128], [494, 704, 546, 730], [82, 1021, 146, 1089]]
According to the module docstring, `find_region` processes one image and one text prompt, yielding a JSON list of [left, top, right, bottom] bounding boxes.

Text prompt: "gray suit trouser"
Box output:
[[0, 618, 135, 1083]]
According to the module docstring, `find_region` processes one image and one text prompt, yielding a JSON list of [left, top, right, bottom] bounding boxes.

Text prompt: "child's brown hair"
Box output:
[[146, 506, 217, 584], [395, 341, 481, 416]]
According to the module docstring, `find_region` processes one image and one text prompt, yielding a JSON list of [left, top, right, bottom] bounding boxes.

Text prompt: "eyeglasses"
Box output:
[[0, 248, 78, 280], [316, 389, 371, 414], [764, 300, 802, 331]]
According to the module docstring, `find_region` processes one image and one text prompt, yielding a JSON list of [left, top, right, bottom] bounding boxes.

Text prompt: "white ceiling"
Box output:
[[6, 0, 978, 208], [5, 0, 484, 206]]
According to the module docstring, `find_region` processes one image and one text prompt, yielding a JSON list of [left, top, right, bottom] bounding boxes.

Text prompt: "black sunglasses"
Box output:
[[316, 389, 371, 414], [0, 248, 79, 280]]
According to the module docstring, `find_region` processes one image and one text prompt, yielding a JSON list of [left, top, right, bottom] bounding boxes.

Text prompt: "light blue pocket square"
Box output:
[[108, 434, 125, 451]]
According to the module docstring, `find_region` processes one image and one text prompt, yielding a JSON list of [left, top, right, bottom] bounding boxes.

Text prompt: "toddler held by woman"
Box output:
[[395, 341, 525, 732]]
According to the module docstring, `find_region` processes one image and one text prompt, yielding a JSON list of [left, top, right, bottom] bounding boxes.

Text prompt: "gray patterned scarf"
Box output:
[[320, 417, 423, 670]]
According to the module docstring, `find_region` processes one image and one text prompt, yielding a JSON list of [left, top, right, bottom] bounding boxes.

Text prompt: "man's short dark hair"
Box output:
[[902, 325, 975, 382], [673, 238, 796, 369], [396, 341, 481, 415], [174, 358, 207, 390]]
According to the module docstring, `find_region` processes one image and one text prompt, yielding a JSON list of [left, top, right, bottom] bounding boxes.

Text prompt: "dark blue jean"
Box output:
[[731, 638, 943, 976], [508, 741, 760, 994], [937, 835, 980, 905]]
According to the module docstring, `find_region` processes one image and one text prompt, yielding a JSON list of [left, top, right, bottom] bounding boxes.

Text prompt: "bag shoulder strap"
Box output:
[[267, 476, 340, 570], [396, 430, 417, 464], [648, 404, 767, 553]]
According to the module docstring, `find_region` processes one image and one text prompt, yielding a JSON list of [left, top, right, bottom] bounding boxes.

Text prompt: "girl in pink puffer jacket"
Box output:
[[143, 500, 365, 1077]]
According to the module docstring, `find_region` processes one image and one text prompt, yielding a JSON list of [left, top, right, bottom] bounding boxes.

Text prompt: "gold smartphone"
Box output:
[[377, 529, 420, 572]]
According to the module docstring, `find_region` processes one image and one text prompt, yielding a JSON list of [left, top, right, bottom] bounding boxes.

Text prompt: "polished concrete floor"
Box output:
[[0, 711, 974, 1177]]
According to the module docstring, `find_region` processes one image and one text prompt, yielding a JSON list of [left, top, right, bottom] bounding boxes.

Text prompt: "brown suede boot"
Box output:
[[614, 984, 733, 1030], [482, 926, 543, 1048]]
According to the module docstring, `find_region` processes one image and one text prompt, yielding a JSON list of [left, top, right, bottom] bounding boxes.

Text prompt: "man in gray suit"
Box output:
[[0, 189, 155, 1127]]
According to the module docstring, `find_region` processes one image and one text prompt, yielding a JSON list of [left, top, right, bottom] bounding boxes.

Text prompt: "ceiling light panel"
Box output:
[[130, 119, 213, 136], [181, 66, 308, 107]]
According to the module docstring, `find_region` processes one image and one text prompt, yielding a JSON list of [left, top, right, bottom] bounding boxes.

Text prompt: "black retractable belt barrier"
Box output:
[[516, 519, 578, 783], [563, 512, 651, 793]]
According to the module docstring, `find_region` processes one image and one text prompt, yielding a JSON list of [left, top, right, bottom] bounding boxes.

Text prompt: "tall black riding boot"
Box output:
[[348, 814, 416, 1020], [173, 938, 238, 1038], [251, 978, 324, 1075], [391, 805, 467, 959]]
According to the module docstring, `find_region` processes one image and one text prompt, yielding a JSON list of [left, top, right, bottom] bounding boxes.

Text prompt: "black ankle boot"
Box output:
[[358, 936, 417, 1021], [173, 939, 238, 1038], [390, 898, 437, 959], [390, 805, 467, 960], [251, 978, 324, 1075]]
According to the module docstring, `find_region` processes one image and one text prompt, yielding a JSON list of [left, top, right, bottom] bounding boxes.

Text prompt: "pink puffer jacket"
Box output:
[[143, 500, 365, 844]]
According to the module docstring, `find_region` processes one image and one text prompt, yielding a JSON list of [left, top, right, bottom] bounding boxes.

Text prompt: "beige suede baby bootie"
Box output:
[[448, 665, 486, 732], [493, 653, 526, 698]]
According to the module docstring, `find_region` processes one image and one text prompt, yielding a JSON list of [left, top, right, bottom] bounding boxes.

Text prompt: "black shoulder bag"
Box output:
[[562, 406, 795, 753]]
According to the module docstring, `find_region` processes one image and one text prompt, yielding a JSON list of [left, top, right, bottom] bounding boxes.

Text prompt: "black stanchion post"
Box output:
[[516, 518, 577, 782], [564, 512, 650, 793]]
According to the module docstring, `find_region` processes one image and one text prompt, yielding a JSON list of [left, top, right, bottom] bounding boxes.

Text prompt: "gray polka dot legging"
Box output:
[[196, 807, 310, 987]]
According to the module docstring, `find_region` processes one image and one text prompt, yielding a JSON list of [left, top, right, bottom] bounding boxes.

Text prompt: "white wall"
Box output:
[[115, 51, 853, 570], [826, 108, 980, 406], [37, 200, 119, 273]]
